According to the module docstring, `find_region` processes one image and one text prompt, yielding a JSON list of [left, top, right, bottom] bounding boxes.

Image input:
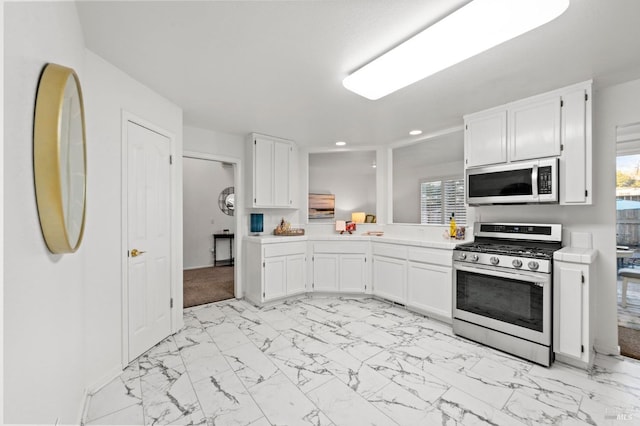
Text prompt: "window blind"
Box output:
[[420, 178, 466, 224]]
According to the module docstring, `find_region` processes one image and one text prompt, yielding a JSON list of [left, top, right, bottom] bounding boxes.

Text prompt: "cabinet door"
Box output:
[[263, 256, 287, 301], [313, 254, 339, 292], [407, 262, 452, 320], [340, 254, 367, 293], [254, 137, 274, 206], [509, 96, 561, 162], [560, 89, 589, 204], [465, 110, 507, 167], [372, 256, 406, 304], [554, 262, 585, 359], [286, 254, 306, 296], [273, 141, 291, 207]]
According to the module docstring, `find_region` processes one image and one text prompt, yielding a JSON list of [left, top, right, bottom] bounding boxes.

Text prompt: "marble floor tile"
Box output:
[[318, 348, 390, 399], [191, 369, 263, 426], [249, 373, 333, 426], [368, 380, 434, 425], [222, 342, 280, 388], [365, 351, 449, 404], [85, 363, 142, 423], [268, 344, 335, 393], [85, 403, 145, 426], [85, 295, 640, 426], [307, 378, 397, 426], [435, 387, 527, 426]]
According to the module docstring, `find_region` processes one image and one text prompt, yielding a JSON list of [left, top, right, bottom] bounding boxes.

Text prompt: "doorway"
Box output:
[[616, 122, 640, 360], [183, 154, 238, 307]]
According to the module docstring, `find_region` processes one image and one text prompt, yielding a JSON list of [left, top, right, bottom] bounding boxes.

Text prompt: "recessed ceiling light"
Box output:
[[335, 141, 347, 146], [409, 130, 423, 136], [343, 0, 570, 100]]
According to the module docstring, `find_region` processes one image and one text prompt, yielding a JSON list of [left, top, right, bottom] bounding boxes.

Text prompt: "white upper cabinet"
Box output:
[[248, 133, 296, 208], [509, 96, 561, 162], [560, 87, 591, 205], [463, 80, 592, 205], [464, 109, 507, 167]]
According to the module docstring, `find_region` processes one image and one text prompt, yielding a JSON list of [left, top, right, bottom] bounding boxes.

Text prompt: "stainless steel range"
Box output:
[[453, 222, 562, 366]]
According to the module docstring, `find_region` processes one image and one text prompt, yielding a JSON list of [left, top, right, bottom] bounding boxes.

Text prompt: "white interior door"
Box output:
[[127, 121, 172, 361]]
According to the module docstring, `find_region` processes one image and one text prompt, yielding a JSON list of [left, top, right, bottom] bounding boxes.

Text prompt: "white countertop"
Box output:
[[554, 247, 598, 264], [244, 233, 465, 250]]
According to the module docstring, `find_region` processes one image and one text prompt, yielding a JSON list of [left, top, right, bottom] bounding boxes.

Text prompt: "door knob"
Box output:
[[130, 249, 146, 257]]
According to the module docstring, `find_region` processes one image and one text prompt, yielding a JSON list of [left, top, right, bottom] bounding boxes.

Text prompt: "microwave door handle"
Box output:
[[531, 164, 539, 197]]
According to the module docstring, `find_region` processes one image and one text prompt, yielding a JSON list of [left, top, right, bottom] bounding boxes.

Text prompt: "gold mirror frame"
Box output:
[[34, 63, 87, 253]]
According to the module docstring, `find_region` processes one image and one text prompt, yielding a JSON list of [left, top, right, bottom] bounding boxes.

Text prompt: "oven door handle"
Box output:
[[454, 263, 551, 284]]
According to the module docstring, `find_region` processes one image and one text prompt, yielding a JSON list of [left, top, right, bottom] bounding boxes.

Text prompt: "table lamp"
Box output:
[[351, 212, 366, 224]]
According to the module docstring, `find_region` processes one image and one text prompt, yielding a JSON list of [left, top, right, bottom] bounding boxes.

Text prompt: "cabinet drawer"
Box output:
[[372, 243, 407, 259], [314, 242, 368, 254], [264, 242, 307, 258], [407, 247, 452, 267]]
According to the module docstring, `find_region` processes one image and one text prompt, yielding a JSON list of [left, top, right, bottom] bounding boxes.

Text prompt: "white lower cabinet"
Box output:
[[246, 238, 454, 314], [311, 242, 368, 293], [372, 243, 453, 321], [244, 239, 307, 305], [372, 255, 406, 303], [340, 254, 367, 293], [553, 247, 597, 368], [407, 261, 452, 321], [312, 253, 339, 292]]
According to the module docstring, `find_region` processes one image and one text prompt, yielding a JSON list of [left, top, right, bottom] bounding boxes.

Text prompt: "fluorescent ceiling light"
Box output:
[[335, 141, 347, 146], [409, 130, 423, 136], [343, 0, 570, 100]]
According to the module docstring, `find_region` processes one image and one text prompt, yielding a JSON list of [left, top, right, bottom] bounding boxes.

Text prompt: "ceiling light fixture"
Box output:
[[343, 0, 570, 100], [409, 130, 423, 136], [335, 141, 347, 146]]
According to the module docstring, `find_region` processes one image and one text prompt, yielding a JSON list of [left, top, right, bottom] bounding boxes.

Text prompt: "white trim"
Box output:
[[183, 150, 243, 299], [121, 111, 177, 369], [78, 389, 89, 426], [594, 340, 621, 356]]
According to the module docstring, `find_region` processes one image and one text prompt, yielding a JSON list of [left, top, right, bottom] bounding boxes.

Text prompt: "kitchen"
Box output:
[[4, 0, 640, 425]]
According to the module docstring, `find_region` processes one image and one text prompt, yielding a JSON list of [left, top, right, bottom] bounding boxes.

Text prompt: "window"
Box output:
[[420, 177, 466, 225]]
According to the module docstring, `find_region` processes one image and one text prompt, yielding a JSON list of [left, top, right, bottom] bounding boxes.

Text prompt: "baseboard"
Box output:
[[78, 388, 89, 426], [594, 339, 621, 356], [87, 364, 124, 396], [183, 264, 215, 271]]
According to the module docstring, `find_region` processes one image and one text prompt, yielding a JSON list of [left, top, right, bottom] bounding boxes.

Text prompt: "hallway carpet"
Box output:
[[619, 326, 640, 361], [183, 266, 234, 308]]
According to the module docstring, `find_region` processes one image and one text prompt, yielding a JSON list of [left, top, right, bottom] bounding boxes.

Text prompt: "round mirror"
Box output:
[[34, 63, 87, 253], [218, 187, 235, 216]]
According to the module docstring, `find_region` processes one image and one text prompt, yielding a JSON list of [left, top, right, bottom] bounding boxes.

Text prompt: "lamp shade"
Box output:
[[250, 213, 263, 234], [351, 212, 366, 224]]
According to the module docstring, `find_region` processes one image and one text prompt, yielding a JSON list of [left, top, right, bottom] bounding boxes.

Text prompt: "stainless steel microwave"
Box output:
[[466, 158, 558, 205]]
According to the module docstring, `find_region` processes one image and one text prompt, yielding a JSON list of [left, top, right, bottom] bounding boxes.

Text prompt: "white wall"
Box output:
[[4, 3, 183, 423], [183, 157, 235, 269], [4, 2, 88, 423], [393, 160, 464, 224], [308, 151, 377, 222], [83, 50, 183, 392]]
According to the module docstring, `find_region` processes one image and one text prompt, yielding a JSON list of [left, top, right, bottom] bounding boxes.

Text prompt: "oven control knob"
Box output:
[[471, 254, 479, 262], [528, 261, 540, 271], [512, 259, 523, 268], [490, 256, 499, 265], [458, 253, 467, 260]]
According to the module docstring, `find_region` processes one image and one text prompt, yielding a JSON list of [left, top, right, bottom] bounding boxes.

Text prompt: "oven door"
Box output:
[[453, 263, 551, 345]]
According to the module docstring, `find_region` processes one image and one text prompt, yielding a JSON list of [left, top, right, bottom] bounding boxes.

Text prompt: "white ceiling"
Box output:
[[76, 0, 640, 148]]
